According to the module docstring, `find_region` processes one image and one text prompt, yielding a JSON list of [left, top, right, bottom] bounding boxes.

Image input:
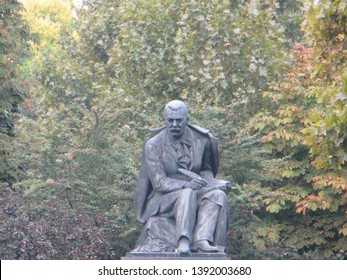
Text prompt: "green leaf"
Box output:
[[266, 203, 281, 213], [338, 227, 347, 236]]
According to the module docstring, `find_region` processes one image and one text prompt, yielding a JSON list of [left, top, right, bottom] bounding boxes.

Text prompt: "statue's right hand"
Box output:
[[185, 178, 208, 190]]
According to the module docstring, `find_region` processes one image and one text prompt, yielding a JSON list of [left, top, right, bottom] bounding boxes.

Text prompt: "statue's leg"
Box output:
[[193, 189, 228, 246], [193, 198, 220, 243], [172, 188, 197, 244]]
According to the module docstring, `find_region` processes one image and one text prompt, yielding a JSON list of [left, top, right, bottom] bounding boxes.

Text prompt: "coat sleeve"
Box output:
[[188, 124, 219, 177], [209, 133, 219, 177], [145, 140, 187, 193], [200, 137, 215, 179]]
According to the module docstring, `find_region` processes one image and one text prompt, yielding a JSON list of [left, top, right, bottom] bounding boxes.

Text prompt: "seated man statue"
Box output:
[[133, 100, 229, 255]]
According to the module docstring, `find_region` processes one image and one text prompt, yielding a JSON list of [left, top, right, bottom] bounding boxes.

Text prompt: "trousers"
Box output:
[[158, 188, 228, 245]]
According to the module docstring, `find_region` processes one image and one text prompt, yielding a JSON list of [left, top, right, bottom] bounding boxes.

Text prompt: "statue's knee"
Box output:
[[180, 187, 194, 196], [178, 188, 196, 201], [216, 189, 227, 202]]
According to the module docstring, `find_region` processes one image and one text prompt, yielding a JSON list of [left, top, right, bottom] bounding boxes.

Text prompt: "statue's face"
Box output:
[[164, 108, 188, 139]]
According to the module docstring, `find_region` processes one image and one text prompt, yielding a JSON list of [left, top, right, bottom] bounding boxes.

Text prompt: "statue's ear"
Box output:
[[187, 114, 190, 122]]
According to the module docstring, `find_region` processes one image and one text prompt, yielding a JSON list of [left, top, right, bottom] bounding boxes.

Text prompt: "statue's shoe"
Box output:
[[191, 240, 219, 253], [176, 243, 191, 256]]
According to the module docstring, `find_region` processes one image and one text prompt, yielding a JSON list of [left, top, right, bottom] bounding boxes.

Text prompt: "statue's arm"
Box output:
[[145, 141, 187, 193]]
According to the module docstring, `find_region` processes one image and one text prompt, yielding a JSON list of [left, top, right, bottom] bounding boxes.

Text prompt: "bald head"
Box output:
[[164, 100, 189, 119]]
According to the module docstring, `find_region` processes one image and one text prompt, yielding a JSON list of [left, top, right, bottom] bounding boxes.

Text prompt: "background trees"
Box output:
[[1, 0, 345, 259], [299, 0, 347, 257], [238, 0, 347, 259], [2, 0, 139, 259], [0, 0, 28, 184]]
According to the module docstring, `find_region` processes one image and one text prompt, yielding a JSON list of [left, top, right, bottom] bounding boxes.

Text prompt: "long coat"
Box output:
[[133, 124, 220, 224]]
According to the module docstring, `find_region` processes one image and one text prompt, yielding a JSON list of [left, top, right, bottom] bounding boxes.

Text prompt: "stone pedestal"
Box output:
[[121, 252, 230, 260]]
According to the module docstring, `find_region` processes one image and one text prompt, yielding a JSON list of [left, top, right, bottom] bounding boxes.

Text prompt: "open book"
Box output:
[[205, 177, 231, 189], [178, 168, 231, 193]]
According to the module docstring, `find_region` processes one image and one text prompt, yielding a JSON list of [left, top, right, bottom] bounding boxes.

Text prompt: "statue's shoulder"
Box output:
[[145, 124, 218, 143], [188, 124, 218, 141], [145, 126, 166, 148], [149, 126, 166, 138], [188, 124, 209, 134]]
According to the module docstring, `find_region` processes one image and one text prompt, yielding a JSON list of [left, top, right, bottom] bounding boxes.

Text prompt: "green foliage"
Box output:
[[12, 107, 140, 258], [240, 2, 347, 257], [3, 0, 141, 259], [0, 0, 28, 184], [21, 0, 73, 48], [301, 0, 347, 172], [58, 0, 295, 129], [298, 0, 347, 256]]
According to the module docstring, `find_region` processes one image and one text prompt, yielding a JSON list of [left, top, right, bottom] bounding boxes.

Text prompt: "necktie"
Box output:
[[172, 140, 191, 169]]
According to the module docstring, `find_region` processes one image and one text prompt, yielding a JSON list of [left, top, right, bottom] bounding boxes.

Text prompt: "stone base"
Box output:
[[121, 252, 230, 260]]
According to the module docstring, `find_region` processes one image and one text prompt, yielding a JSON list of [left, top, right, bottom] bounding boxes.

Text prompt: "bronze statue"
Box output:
[[133, 100, 229, 255]]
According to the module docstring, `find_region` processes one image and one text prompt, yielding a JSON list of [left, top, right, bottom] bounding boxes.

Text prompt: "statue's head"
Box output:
[[164, 100, 189, 139]]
